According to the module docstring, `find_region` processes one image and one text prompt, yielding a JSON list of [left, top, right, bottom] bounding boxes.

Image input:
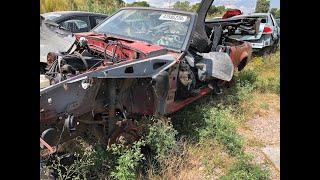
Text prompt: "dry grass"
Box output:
[[144, 140, 235, 180], [240, 92, 280, 119]]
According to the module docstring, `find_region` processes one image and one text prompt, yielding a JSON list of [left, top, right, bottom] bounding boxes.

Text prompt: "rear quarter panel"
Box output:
[[229, 41, 252, 67]]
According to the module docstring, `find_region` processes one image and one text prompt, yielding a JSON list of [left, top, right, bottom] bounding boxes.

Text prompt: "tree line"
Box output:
[[173, 1, 229, 17], [40, 0, 279, 19], [40, 0, 228, 18], [40, 0, 150, 14]]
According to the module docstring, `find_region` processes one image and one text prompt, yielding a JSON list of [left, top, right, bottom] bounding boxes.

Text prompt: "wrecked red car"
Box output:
[[40, 0, 257, 155]]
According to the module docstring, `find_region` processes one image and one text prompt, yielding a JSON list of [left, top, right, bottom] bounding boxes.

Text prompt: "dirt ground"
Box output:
[[239, 110, 280, 180]]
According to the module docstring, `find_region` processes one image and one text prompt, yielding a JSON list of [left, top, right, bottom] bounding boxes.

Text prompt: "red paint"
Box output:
[[74, 32, 165, 59], [222, 9, 242, 19], [166, 87, 212, 114]]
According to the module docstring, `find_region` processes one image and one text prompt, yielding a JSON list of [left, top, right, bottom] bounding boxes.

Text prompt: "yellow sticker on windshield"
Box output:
[[159, 14, 187, 22]]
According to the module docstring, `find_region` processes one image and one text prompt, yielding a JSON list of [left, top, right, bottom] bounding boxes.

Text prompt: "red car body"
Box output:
[[40, 2, 255, 155]]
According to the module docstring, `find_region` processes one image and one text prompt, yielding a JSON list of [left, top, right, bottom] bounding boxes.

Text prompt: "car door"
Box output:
[[58, 16, 90, 33]]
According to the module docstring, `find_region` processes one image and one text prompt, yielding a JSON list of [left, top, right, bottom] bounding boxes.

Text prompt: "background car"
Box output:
[[41, 11, 108, 33], [222, 12, 280, 54]]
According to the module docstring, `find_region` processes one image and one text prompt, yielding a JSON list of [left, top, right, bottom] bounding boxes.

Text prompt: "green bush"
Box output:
[[48, 145, 96, 179], [146, 118, 178, 161], [221, 155, 269, 180], [199, 107, 243, 156], [110, 140, 146, 180]]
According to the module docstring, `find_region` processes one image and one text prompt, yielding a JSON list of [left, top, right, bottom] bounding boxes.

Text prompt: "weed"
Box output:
[[200, 107, 244, 156], [220, 154, 269, 180], [146, 117, 178, 161], [110, 140, 146, 180], [48, 145, 96, 179], [260, 102, 270, 110]]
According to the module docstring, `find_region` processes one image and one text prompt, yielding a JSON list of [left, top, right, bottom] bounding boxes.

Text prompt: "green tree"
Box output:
[[270, 8, 280, 18], [190, 3, 200, 12], [190, 3, 227, 17], [208, 5, 226, 16], [127, 1, 150, 7], [173, 1, 191, 11], [255, 0, 270, 13]]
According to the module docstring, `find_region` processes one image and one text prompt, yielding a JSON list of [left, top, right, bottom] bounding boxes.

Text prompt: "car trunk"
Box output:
[[228, 15, 268, 41]]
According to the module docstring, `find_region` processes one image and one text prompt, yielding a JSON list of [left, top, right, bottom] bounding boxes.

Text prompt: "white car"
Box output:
[[228, 13, 280, 54]]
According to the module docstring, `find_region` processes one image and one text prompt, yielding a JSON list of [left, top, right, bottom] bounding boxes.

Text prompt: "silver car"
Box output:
[[229, 13, 280, 54]]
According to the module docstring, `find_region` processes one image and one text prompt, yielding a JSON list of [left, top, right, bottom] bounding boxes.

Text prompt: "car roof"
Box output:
[[43, 11, 107, 16], [42, 11, 107, 21]]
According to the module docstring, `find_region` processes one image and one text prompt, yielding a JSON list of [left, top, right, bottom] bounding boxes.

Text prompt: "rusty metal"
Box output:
[[40, 137, 56, 157], [108, 119, 140, 146]]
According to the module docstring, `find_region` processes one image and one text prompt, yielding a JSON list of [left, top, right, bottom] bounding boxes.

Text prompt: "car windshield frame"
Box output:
[[91, 7, 196, 52]]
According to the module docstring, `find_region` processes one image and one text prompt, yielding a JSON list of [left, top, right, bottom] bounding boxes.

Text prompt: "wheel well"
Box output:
[[238, 57, 248, 71]]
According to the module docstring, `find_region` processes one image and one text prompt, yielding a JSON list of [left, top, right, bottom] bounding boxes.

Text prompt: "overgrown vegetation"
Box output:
[[110, 140, 146, 180], [221, 154, 269, 180], [145, 119, 178, 161]]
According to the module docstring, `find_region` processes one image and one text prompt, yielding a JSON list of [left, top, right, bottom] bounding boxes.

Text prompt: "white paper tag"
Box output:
[[159, 14, 187, 22]]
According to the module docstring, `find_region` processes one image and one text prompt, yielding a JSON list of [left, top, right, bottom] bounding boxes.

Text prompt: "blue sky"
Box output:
[[124, 0, 280, 13]]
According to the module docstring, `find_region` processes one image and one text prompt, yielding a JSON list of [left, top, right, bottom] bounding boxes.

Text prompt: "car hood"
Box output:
[[40, 18, 75, 63]]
